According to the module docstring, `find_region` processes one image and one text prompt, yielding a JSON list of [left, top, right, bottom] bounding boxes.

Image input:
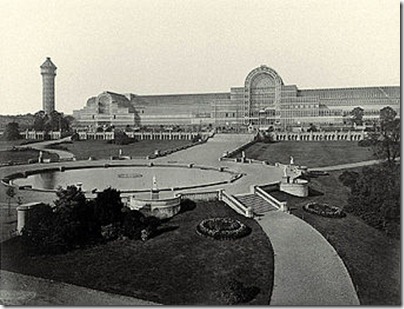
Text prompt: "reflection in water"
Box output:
[[37, 172, 57, 189]]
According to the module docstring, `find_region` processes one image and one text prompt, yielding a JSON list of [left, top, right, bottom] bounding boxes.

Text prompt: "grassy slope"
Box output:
[[269, 171, 400, 305], [0, 200, 274, 305], [237, 141, 375, 167], [0, 149, 58, 165], [48, 140, 192, 160]]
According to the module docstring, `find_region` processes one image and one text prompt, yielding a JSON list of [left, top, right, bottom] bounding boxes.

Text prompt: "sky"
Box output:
[[0, 0, 400, 115]]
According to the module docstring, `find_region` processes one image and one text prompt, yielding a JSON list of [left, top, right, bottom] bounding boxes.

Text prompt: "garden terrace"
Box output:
[[0, 149, 58, 166], [46, 139, 195, 160], [0, 200, 274, 305], [267, 170, 400, 305], [233, 141, 375, 167]]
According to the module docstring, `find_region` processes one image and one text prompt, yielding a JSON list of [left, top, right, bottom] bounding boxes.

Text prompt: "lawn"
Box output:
[[47, 139, 193, 160], [235, 141, 375, 168], [267, 171, 400, 305], [0, 200, 274, 305], [0, 140, 30, 150], [0, 149, 58, 165]]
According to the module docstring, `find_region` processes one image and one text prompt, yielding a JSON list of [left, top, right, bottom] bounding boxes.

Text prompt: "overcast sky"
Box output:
[[0, 0, 399, 115]]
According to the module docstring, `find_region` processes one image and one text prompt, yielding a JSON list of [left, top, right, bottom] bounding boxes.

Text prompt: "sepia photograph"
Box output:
[[0, 0, 400, 305]]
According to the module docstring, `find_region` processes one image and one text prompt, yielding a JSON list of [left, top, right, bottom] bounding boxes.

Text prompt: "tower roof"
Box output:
[[40, 57, 57, 70]]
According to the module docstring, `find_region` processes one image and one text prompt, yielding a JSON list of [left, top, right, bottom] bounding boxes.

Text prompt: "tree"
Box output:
[[33, 111, 48, 131], [380, 106, 397, 124], [54, 185, 87, 214], [350, 107, 364, 126], [33, 110, 72, 132], [370, 108, 400, 163], [341, 163, 400, 238], [6, 187, 16, 216], [109, 130, 135, 145], [307, 123, 318, 132], [2, 122, 21, 140]]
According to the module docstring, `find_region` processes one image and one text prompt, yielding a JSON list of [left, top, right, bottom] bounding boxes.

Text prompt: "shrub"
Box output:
[[100, 223, 122, 241], [71, 132, 80, 141], [121, 209, 146, 239], [94, 188, 125, 226], [121, 210, 160, 240], [108, 131, 136, 145], [21, 204, 76, 254]]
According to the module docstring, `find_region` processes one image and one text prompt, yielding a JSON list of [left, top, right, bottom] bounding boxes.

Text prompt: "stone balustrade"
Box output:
[[272, 130, 365, 142]]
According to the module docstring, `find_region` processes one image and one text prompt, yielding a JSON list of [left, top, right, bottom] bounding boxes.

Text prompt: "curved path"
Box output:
[[156, 133, 360, 305], [1, 133, 361, 305], [16, 136, 75, 160]]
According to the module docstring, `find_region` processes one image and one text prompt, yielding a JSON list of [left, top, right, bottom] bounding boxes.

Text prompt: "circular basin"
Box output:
[[12, 165, 236, 193]]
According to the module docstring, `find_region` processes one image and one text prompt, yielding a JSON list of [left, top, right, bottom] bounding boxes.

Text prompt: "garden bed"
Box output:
[[196, 217, 251, 240], [0, 200, 274, 305], [303, 202, 346, 218]]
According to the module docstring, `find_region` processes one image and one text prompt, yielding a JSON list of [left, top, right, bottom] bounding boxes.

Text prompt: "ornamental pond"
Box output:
[[11, 164, 240, 194]]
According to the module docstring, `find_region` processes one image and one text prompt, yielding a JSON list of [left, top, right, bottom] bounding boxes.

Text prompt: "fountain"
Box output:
[[127, 175, 181, 219]]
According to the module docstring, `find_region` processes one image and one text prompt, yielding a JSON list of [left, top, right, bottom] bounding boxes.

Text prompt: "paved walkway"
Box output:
[[0, 270, 158, 305], [258, 211, 359, 305], [157, 134, 360, 305], [1, 133, 362, 305], [310, 159, 381, 171], [16, 136, 75, 160]]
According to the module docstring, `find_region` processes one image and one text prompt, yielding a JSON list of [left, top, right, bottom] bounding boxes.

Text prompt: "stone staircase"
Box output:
[[235, 193, 278, 214]]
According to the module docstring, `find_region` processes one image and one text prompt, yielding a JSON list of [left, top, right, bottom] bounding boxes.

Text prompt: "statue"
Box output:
[[38, 151, 43, 163], [289, 156, 294, 165], [283, 165, 288, 178]]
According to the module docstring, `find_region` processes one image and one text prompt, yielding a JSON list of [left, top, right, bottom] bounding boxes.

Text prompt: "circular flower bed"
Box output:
[[196, 217, 251, 240], [303, 202, 346, 218]]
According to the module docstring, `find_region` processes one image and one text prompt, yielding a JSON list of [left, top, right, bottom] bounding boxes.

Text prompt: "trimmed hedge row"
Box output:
[[196, 217, 251, 240], [303, 202, 346, 218]]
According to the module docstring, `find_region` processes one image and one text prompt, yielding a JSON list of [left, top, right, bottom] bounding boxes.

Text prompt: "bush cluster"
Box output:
[[196, 217, 251, 240], [107, 131, 137, 145], [303, 202, 346, 218], [20, 186, 160, 255], [339, 163, 400, 239]]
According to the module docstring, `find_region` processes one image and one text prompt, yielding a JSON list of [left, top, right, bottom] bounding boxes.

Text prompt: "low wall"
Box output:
[[16, 202, 45, 234], [128, 195, 181, 219], [273, 130, 365, 142], [219, 190, 253, 218], [25, 131, 62, 140], [254, 185, 288, 212], [76, 131, 212, 141], [279, 179, 309, 197], [179, 190, 219, 201]]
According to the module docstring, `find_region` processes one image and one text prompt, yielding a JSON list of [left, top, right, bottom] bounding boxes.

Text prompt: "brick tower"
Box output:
[[40, 57, 57, 114]]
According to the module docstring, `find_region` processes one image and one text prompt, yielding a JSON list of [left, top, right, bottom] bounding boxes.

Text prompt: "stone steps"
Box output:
[[235, 193, 277, 214]]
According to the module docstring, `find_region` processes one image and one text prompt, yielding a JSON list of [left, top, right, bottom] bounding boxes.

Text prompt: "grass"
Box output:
[[0, 149, 58, 165], [267, 171, 400, 305], [47, 139, 193, 160], [235, 141, 375, 167], [0, 200, 274, 305], [0, 140, 28, 150]]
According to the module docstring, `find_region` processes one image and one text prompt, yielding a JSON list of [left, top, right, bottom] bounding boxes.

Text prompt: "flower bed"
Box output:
[[196, 217, 251, 240], [303, 202, 346, 218]]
